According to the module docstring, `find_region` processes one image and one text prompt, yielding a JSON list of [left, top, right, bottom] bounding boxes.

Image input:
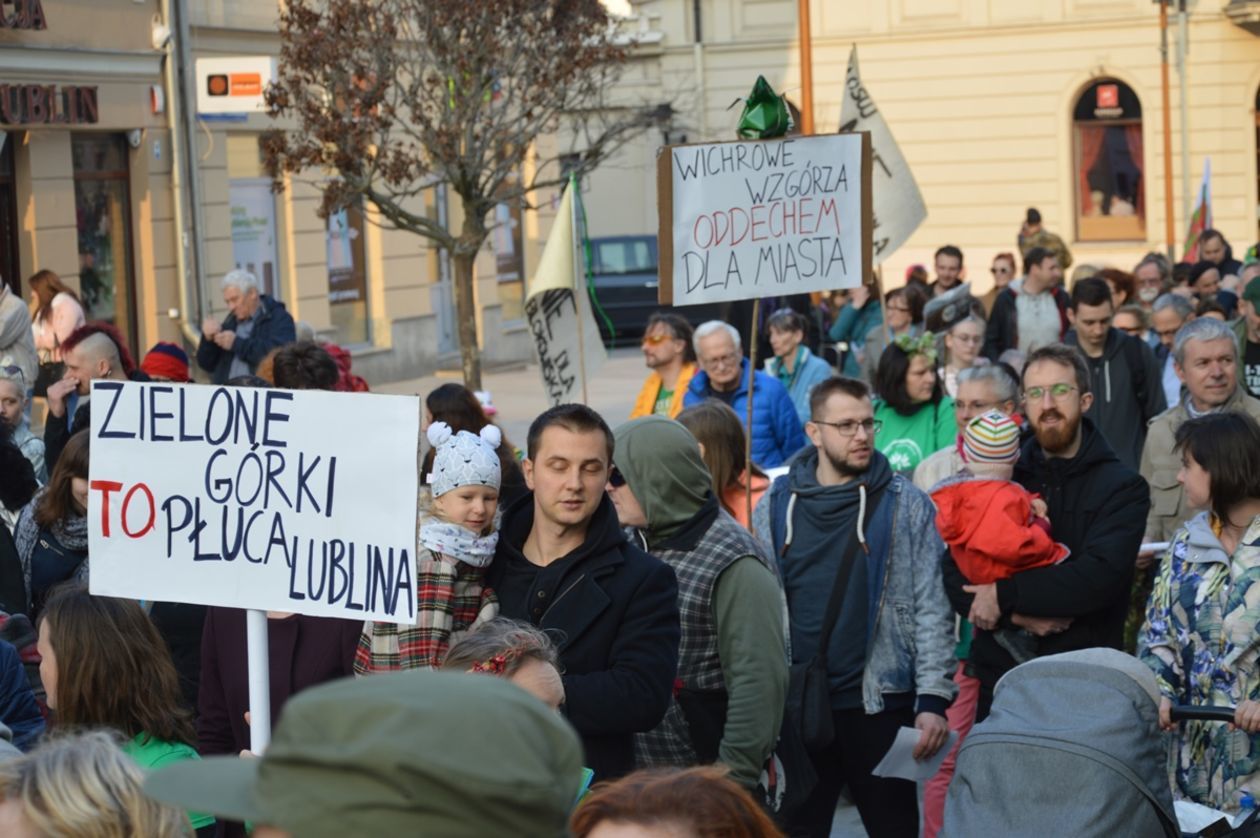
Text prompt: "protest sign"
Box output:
[[657, 132, 871, 306], [525, 179, 606, 405], [87, 381, 420, 624], [839, 46, 928, 264]]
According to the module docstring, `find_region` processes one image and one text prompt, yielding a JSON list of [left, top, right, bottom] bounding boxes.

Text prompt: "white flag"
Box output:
[[839, 46, 927, 264]]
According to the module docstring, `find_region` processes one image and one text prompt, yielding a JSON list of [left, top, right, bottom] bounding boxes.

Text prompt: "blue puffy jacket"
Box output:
[[684, 359, 808, 468]]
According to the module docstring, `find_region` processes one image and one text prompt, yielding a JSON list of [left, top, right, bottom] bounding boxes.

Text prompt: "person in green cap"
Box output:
[[145, 670, 586, 838], [607, 415, 788, 790]]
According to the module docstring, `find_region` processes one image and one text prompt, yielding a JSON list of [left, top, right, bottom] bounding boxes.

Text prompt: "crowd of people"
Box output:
[[0, 220, 1254, 837]]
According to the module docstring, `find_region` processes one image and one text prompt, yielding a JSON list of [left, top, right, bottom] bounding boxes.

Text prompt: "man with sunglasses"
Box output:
[[943, 344, 1148, 721], [752, 376, 955, 837], [629, 313, 696, 420]]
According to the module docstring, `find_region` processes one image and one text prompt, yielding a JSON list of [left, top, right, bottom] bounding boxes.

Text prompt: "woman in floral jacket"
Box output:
[[1139, 412, 1260, 813]]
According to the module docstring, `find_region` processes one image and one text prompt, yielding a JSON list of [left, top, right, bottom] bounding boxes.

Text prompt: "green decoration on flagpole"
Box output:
[[736, 76, 792, 140]]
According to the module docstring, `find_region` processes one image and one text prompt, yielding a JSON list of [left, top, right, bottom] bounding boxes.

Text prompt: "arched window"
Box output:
[[1074, 79, 1144, 241]]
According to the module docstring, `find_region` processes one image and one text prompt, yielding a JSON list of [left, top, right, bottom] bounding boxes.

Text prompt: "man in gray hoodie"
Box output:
[[608, 415, 787, 791], [753, 376, 956, 838]]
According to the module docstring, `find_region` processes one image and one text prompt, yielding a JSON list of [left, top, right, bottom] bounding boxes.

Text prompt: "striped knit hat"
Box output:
[[962, 410, 1020, 465]]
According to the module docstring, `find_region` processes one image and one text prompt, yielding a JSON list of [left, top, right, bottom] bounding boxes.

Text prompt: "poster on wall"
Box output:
[[229, 179, 280, 298], [327, 207, 366, 303]]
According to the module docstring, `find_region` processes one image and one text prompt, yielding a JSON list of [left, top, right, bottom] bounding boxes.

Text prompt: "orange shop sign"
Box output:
[[195, 57, 276, 114]]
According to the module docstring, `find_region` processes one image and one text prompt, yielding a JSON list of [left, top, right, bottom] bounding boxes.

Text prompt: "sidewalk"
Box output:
[[374, 348, 647, 445]]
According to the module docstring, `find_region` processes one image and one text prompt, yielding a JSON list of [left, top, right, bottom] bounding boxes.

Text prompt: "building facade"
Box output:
[[0, 0, 538, 383], [590, 0, 1260, 294]]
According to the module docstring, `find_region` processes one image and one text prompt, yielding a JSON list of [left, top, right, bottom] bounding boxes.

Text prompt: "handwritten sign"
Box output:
[[87, 382, 420, 624], [658, 132, 871, 306], [839, 47, 927, 264], [526, 289, 604, 406]]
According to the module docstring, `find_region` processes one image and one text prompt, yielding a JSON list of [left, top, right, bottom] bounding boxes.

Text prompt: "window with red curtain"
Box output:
[[1074, 80, 1144, 241]]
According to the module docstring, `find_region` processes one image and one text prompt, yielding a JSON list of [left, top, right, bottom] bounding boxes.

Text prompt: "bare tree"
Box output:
[[263, 0, 657, 389]]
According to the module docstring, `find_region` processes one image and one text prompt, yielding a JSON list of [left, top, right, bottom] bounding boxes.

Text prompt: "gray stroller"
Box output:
[[941, 648, 1183, 837]]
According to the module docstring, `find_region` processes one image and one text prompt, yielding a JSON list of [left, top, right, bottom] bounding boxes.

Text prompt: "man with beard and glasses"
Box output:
[[942, 344, 1148, 721], [753, 376, 956, 838]]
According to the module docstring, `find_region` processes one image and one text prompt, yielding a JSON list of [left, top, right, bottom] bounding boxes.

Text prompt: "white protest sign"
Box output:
[[839, 47, 927, 264], [87, 381, 420, 624], [658, 132, 871, 307]]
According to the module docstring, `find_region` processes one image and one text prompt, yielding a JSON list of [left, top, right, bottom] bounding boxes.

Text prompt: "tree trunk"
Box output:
[[451, 248, 482, 391]]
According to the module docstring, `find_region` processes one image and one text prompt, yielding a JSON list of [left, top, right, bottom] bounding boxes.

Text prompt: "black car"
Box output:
[[587, 235, 722, 345]]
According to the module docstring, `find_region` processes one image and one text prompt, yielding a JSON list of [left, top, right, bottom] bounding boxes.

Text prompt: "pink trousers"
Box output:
[[921, 662, 981, 838]]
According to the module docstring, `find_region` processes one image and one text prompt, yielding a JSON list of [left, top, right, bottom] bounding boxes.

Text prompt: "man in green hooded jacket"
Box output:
[[608, 416, 788, 788]]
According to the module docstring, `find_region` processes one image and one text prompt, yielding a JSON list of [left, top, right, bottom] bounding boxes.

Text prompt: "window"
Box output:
[[326, 201, 369, 345], [1073, 80, 1144, 241], [492, 175, 525, 322], [592, 237, 656, 274], [227, 135, 280, 299], [72, 134, 137, 354], [0, 134, 18, 295]]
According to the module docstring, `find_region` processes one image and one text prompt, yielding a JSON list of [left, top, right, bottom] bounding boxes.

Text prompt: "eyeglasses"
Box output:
[[810, 418, 882, 437], [641, 333, 673, 346], [608, 466, 626, 488], [1024, 383, 1078, 402], [0, 365, 23, 387], [703, 352, 742, 370]]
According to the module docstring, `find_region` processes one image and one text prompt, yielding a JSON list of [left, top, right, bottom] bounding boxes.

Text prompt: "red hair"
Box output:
[[570, 767, 783, 838], [60, 323, 136, 376]]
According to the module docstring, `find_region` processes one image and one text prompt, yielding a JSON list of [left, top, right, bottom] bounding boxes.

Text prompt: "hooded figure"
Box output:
[[610, 416, 788, 789]]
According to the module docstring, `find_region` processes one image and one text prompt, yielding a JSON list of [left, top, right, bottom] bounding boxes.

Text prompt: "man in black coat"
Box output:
[[197, 269, 296, 385], [944, 344, 1149, 721], [487, 404, 680, 781]]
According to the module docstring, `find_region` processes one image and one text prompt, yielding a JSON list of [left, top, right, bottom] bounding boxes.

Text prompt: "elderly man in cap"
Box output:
[[146, 671, 585, 838]]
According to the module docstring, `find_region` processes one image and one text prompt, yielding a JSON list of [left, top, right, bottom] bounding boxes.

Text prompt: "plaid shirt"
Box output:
[[355, 549, 498, 673]]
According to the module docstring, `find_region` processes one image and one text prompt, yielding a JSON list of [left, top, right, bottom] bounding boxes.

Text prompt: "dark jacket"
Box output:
[[943, 418, 1149, 689], [43, 369, 151, 473], [1064, 327, 1165, 471], [150, 602, 207, 715], [197, 608, 359, 757], [0, 639, 43, 751], [196, 295, 296, 385], [488, 494, 681, 781], [982, 284, 1071, 362]]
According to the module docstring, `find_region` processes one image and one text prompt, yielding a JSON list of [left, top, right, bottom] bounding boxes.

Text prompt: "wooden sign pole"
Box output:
[[745, 298, 760, 531]]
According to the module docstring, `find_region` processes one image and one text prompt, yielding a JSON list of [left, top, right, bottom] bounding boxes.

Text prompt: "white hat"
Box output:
[[427, 421, 502, 497]]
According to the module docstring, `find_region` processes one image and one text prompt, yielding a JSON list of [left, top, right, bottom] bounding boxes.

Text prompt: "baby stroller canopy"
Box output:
[[942, 648, 1179, 837]]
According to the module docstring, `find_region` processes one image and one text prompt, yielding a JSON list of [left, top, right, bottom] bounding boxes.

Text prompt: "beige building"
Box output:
[[588, 0, 1260, 295], [0, 0, 540, 383]]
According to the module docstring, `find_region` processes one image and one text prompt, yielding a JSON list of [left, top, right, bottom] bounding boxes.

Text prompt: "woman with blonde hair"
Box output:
[[0, 730, 193, 837], [677, 401, 768, 530]]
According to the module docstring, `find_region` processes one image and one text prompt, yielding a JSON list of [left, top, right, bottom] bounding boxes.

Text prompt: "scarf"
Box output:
[[418, 520, 499, 568], [13, 489, 88, 609], [1184, 393, 1220, 420]]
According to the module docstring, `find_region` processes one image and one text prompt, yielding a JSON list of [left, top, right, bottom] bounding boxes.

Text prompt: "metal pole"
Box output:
[[245, 610, 271, 753], [797, 0, 814, 134], [1159, 0, 1176, 260], [1175, 0, 1191, 226], [175, 0, 209, 324]]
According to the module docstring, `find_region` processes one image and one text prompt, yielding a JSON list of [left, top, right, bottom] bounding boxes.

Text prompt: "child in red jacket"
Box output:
[[931, 410, 1069, 663]]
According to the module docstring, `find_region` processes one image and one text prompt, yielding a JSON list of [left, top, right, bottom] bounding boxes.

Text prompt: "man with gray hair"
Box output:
[[683, 320, 806, 468], [1139, 317, 1260, 546], [197, 269, 295, 384], [1150, 293, 1195, 409], [913, 364, 1020, 492]]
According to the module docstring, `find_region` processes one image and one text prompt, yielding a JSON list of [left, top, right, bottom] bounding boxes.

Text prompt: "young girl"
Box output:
[[356, 421, 502, 672], [0, 366, 45, 483]]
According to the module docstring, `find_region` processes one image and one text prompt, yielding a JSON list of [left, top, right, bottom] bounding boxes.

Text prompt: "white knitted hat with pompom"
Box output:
[[426, 421, 503, 497]]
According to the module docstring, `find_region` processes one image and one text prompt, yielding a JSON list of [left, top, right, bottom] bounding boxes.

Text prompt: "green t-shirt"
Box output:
[[123, 733, 216, 830], [873, 398, 957, 475], [653, 387, 674, 416]]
